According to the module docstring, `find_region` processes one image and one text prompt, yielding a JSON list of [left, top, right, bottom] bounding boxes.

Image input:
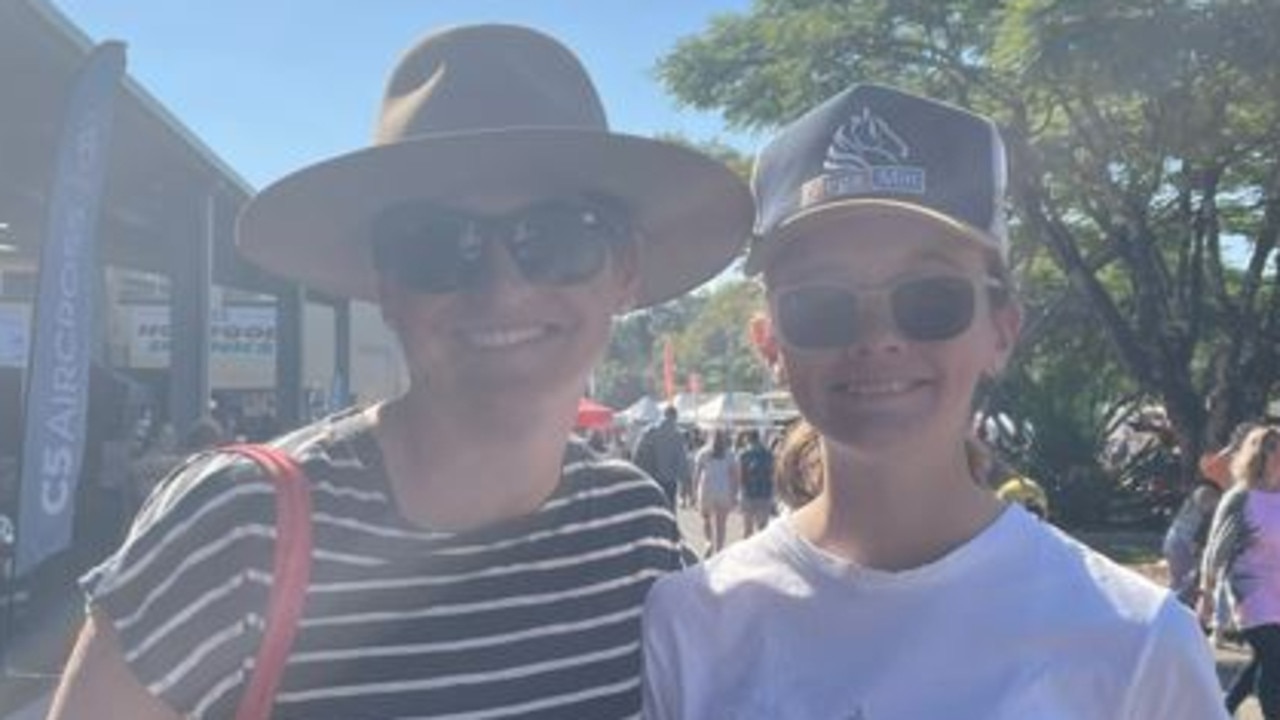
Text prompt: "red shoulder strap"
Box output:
[[222, 444, 313, 720]]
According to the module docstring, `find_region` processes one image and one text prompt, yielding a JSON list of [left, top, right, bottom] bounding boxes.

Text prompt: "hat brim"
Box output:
[[744, 199, 1003, 275], [236, 129, 752, 307]]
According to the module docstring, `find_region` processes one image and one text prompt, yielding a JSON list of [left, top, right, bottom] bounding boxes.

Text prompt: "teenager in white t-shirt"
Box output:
[[641, 83, 1227, 720]]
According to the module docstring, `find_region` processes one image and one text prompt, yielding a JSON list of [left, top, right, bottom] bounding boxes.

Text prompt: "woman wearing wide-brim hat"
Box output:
[[50, 24, 751, 719]]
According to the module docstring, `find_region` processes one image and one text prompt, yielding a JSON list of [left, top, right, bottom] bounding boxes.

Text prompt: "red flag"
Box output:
[[747, 312, 778, 364], [662, 337, 676, 400]]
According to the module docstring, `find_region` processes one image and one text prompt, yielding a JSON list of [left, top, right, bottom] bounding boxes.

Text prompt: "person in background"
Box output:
[[1200, 425, 1280, 719], [1165, 421, 1256, 609], [994, 474, 1050, 521], [642, 82, 1226, 719], [179, 415, 225, 453], [586, 429, 609, 454], [49, 24, 751, 719], [737, 429, 776, 536], [611, 432, 631, 461], [693, 429, 740, 556], [633, 405, 692, 508]]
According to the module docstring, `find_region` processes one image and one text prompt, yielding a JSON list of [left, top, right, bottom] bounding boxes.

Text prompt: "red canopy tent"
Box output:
[[576, 397, 615, 429]]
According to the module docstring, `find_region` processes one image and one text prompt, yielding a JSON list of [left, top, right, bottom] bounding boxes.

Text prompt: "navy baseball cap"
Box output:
[[745, 84, 1008, 274]]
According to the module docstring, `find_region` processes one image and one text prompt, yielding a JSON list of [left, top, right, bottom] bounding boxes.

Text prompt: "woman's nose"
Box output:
[[465, 237, 537, 304]]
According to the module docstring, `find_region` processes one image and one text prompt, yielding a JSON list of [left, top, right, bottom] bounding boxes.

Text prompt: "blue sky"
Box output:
[[49, 0, 763, 190]]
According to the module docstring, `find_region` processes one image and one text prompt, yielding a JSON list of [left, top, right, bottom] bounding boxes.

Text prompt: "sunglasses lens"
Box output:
[[372, 200, 627, 293], [891, 276, 977, 341], [776, 276, 981, 349], [372, 207, 481, 293], [511, 203, 616, 285], [777, 286, 859, 349]]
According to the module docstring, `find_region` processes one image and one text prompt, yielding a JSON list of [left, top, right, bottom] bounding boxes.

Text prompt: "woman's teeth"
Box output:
[[465, 326, 548, 349], [844, 380, 916, 396]]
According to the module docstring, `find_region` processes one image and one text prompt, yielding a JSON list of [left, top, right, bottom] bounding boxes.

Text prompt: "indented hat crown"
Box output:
[[237, 23, 753, 307], [375, 24, 608, 144]]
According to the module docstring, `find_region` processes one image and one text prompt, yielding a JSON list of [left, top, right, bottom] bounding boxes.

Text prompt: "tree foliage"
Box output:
[[594, 141, 765, 410], [596, 280, 770, 409], [658, 0, 1280, 486]]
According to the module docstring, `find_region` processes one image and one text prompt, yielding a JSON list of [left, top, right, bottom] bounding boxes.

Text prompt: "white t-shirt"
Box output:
[[695, 449, 735, 500], [642, 506, 1227, 720]]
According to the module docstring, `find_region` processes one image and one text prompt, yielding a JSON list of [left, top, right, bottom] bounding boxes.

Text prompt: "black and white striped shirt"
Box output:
[[82, 408, 682, 719]]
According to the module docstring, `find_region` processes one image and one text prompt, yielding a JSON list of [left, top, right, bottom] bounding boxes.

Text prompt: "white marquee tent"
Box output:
[[693, 392, 768, 428], [618, 395, 662, 426]]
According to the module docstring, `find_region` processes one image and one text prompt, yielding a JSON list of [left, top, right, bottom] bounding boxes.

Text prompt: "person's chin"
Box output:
[[810, 387, 943, 447]]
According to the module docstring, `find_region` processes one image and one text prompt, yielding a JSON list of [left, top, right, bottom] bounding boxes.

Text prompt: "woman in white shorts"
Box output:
[[695, 429, 739, 555]]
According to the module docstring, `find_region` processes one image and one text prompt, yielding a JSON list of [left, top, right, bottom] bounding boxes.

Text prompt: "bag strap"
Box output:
[[222, 444, 314, 720]]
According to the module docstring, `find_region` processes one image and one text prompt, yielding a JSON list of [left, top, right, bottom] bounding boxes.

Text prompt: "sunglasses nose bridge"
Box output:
[[467, 232, 540, 295], [463, 234, 517, 286], [848, 290, 905, 351]]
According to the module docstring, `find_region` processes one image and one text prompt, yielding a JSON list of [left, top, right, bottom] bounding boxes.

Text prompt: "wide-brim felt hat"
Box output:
[[237, 24, 752, 308]]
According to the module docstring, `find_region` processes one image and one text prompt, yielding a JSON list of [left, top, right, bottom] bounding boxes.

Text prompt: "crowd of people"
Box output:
[[37, 19, 1260, 720], [628, 406, 781, 556]]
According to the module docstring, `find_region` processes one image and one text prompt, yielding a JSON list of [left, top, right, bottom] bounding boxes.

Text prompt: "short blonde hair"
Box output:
[[1229, 426, 1280, 490]]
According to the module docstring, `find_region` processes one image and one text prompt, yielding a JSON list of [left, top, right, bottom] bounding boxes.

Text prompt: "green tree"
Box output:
[[659, 0, 1280, 485], [673, 279, 768, 394], [596, 291, 708, 407], [655, 132, 755, 179], [593, 136, 757, 408], [596, 279, 771, 406]]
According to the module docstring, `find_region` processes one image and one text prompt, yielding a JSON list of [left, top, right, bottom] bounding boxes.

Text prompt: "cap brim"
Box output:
[[744, 198, 1003, 275], [237, 128, 753, 307]]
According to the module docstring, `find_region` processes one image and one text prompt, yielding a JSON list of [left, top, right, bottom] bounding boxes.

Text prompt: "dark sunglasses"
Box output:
[[772, 274, 1005, 349], [370, 197, 633, 294]]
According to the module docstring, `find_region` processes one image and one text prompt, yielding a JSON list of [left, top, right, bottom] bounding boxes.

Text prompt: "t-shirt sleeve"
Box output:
[[641, 575, 685, 720], [1120, 597, 1231, 719], [79, 451, 281, 716]]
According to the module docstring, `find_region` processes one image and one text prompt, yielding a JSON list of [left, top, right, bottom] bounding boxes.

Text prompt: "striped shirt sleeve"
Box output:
[[80, 451, 281, 714]]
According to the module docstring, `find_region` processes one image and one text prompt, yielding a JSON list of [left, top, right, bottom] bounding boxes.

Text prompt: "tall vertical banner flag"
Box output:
[[16, 42, 127, 576], [662, 336, 675, 401]]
